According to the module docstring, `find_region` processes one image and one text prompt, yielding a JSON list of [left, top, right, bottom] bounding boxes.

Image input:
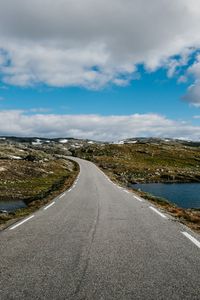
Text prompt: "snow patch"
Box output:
[[126, 140, 137, 144], [9, 155, 22, 160], [32, 139, 42, 145], [59, 139, 68, 144]]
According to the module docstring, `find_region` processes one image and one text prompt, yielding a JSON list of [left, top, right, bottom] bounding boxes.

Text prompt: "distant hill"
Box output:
[[1, 135, 200, 148]]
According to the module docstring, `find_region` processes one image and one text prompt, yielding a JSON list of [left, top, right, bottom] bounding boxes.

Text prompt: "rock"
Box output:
[[0, 210, 8, 214], [24, 154, 37, 162]]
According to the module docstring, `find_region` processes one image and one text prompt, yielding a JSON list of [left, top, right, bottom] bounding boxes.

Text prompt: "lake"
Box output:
[[132, 183, 200, 209], [0, 200, 27, 213]]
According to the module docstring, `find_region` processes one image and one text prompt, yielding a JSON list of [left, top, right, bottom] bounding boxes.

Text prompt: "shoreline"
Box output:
[[130, 187, 200, 232], [99, 167, 200, 233], [129, 182, 200, 210], [0, 160, 80, 231]]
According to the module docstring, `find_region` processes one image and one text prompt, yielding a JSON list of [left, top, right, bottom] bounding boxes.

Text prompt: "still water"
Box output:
[[133, 183, 200, 209], [0, 200, 27, 212]]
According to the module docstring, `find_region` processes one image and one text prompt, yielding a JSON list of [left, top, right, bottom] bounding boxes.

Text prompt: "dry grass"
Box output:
[[0, 162, 79, 229], [74, 143, 200, 183], [131, 188, 200, 232], [0, 143, 80, 229], [74, 143, 200, 232]]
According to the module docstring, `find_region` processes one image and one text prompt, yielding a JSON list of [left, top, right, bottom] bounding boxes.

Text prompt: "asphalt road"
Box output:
[[0, 157, 200, 300]]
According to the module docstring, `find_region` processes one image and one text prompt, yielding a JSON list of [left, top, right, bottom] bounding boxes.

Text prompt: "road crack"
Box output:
[[73, 184, 100, 298]]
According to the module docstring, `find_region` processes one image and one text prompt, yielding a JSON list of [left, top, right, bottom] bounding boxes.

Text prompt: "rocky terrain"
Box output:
[[0, 136, 200, 231], [0, 137, 79, 227], [71, 137, 200, 231], [2, 136, 200, 188], [72, 138, 200, 184]]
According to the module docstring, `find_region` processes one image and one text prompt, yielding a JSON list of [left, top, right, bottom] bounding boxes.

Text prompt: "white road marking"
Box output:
[[149, 206, 167, 219], [124, 190, 129, 194], [59, 193, 65, 199], [44, 202, 55, 210], [9, 215, 35, 230], [182, 232, 200, 249], [68, 188, 72, 192], [134, 196, 143, 202]]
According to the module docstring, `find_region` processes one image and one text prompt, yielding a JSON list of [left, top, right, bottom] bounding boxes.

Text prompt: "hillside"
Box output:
[[72, 138, 200, 231], [0, 136, 200, 231], [0, 138, 79, 227], [72, 138, 200, 184]]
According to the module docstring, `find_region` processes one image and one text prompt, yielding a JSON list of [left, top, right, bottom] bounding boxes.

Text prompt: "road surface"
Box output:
[[0, 157, 200, 299]]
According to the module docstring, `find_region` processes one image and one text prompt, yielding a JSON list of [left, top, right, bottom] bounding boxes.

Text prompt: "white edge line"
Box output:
[[149, 206, 167, 219], [68, 188, 72, 192], [59, 193, 65, 199], [44, 201, 55, 210], [9, 215, 35, 230], [182, 232, 200, 249], [134, 196, 143, 202], [124, 190, 129, 194]]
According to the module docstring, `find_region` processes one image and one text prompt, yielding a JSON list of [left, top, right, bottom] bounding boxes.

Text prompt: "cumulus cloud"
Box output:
[[0, 110, 199, 141], [184, 83, 200, 107], [183, 54, 200, 106], [0, 0, 200, 88]]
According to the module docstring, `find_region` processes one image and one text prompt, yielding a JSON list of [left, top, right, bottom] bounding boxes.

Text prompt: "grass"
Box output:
[[0, 160, 71, 201], [99, 167, 200, 232], [131, 188, 200, 232], [73, 142, 200, 232], [0, 143, 80, 229], [73, 143, 200, 184], [0, 161, 79, 229]]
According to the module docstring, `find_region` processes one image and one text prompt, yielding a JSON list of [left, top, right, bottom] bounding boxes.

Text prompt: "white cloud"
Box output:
[[0, 110, 199, 141], [0, 0, 200, 87], [183, 54, 200, 106], [184, 83, 200, 107], [166, 49, 192, 78]]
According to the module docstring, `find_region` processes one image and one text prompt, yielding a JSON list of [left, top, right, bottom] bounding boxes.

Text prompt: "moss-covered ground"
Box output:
[[73, 142, 200, 232]]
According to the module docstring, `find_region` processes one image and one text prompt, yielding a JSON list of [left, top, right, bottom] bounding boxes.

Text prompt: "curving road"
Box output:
[[0, 157, 200, 299]]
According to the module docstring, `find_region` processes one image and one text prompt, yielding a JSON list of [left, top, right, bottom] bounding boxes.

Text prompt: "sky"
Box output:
[[1, 0, 200, 141]]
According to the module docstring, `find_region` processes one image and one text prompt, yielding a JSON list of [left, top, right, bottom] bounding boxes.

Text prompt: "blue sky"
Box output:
[[0, 67, 196, 119], [0, 0, 200, 141]]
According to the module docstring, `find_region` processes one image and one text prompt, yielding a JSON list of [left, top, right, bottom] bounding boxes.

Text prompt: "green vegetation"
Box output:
[[73, 142, 200, 184], [0, 143, 79, 229], [130, 188, 200, 232], [1, 137, 200, 232], [73, 141, 200, 232]]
